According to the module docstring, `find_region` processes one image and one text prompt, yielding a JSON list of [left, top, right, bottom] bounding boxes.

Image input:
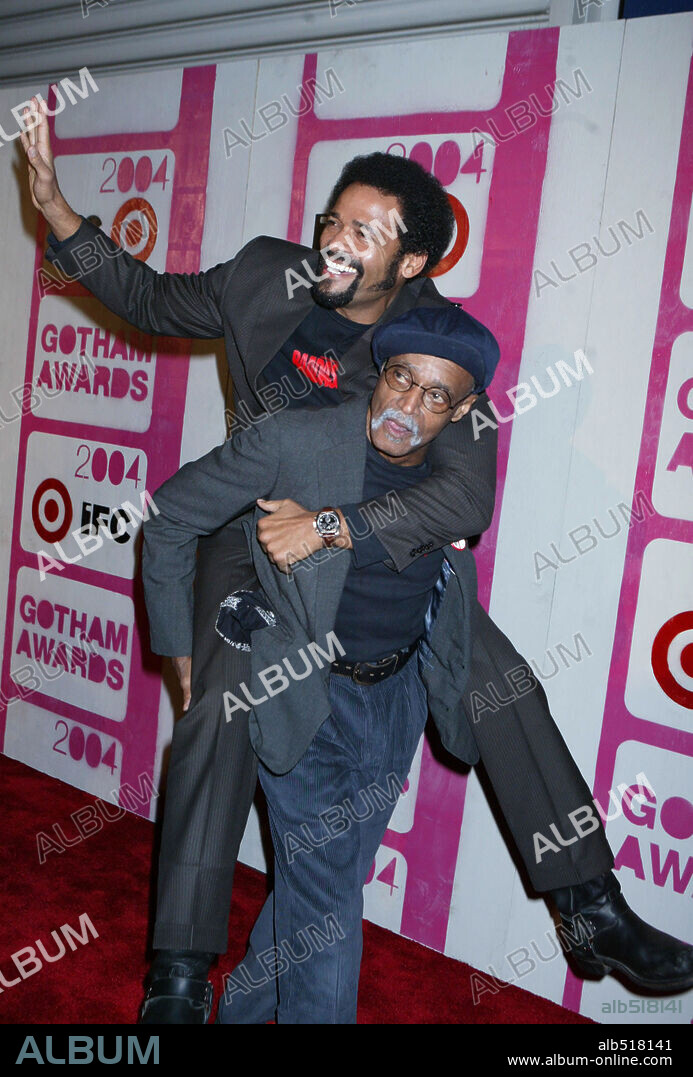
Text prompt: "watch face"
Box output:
[[316, 510, 340, 536]]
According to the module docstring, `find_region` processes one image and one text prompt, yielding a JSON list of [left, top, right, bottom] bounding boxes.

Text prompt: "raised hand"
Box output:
[[19, 95, 82, 240]]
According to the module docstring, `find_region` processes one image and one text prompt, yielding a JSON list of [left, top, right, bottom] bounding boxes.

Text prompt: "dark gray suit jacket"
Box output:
[[46, 222, 498, 658], [142, 393, 479, 774]]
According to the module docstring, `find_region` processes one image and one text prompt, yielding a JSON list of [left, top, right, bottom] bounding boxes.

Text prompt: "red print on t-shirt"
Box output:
[[292, 350, 339, 388]]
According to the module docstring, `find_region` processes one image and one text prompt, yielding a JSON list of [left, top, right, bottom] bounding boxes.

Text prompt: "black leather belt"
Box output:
[[330, 640, 418, 685]]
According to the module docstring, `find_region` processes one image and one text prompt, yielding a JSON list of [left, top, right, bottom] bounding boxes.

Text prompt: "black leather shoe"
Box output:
[[552, 872, 693, 992], [139, 950, 216, 1024]]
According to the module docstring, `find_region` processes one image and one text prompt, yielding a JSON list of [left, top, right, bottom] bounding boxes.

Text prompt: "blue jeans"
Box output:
[[218, 653, 428, 1024]]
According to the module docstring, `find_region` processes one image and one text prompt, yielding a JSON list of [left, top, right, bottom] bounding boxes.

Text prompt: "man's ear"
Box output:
[[399, 251, 428, 279], [450, 393, 479, 422]]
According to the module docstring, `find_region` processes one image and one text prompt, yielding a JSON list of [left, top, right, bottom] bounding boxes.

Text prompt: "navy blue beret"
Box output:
[[371, 304, 500, 392]]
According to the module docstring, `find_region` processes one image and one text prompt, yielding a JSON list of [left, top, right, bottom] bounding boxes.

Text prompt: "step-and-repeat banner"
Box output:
[[0, 13, 691, 1022]]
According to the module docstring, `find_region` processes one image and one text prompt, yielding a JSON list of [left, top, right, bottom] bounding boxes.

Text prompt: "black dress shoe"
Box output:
[[551, 872, 693, 992], [139, 950, 216, 1024]]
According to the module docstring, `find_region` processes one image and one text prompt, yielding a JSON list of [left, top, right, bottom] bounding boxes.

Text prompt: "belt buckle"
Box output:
[[353, 652, 398, 685]]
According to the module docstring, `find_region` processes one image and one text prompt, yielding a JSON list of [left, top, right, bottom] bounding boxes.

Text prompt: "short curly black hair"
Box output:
[[324, 151, 454, 277]]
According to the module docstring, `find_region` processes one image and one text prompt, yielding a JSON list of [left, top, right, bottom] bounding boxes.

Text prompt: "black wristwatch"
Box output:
[[313, 507, 342, 548]]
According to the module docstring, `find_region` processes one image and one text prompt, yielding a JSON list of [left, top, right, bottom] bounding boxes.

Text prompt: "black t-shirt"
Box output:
[[258, 302, 369, 407], [334, 440, 444, 662]]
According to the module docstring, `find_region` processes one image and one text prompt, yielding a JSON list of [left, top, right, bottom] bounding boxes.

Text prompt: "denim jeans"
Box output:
[[218, 652, 428, 1024]]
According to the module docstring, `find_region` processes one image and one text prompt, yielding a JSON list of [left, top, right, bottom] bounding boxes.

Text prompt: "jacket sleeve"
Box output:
[[45, 217, 251, 340], [141, 419, 282, 657], [346, 393, 498, 572]]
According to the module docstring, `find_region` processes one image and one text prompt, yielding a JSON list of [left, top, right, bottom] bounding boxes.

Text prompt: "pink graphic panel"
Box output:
[[285, 32, 559, 950], [0, 67, 217, 814]]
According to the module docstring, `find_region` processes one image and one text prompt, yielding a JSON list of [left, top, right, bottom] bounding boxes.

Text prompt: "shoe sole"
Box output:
[[590, 954, 693, 993]]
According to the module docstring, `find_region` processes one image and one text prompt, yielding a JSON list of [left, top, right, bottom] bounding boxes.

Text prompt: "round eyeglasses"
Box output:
[[382, 363, 470, 414]]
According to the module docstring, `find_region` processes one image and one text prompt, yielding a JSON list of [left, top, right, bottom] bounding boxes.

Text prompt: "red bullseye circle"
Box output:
[[681, 643, 693, 678], [125, 218, 144, 247], [111, 197, 158, 261], [428, 194, 470, 278], [651, 611, 693, 708], [32, 478, 72, 543]]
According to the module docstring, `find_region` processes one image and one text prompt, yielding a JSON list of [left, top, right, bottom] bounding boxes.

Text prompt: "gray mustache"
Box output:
[[371, 407, 422, 446]]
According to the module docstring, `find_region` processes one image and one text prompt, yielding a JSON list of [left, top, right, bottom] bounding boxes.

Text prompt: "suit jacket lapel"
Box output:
[[242, 246, 318, 392]]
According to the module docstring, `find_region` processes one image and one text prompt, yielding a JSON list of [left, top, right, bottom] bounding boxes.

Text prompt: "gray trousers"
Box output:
[[152, 520, 613, 954]]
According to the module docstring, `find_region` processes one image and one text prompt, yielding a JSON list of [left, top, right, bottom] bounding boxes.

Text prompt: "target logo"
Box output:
[[625, 539, 693, 731], [111, 198, 158, 261], [652, 612, 693, 709], [31, 479, 72, 543]]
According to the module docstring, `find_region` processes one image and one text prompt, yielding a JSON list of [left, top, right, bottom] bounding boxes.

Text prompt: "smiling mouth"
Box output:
[[322, 252, 359, 279]]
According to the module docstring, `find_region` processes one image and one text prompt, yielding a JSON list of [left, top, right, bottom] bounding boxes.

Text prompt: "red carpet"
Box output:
[[0, 754, 589, 1025]]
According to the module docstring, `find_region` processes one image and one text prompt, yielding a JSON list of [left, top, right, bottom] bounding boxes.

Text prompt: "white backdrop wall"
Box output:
[[0, 13, 691, 1023]]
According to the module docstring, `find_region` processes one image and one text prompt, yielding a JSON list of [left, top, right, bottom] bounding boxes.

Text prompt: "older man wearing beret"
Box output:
[[143, 304, 494, 1021], [142, 305, 693, 1023]]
